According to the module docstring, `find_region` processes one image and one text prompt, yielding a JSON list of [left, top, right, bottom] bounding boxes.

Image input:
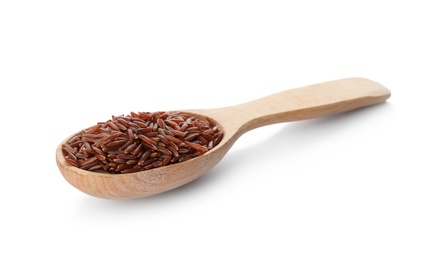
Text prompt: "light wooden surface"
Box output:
[[56, 77, 391, 199]]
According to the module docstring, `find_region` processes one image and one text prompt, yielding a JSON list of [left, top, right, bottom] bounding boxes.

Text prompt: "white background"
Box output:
[[1, 1, 434, 259]]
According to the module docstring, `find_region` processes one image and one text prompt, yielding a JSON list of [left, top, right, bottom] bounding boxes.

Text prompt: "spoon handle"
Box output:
[[206, 77, 391, 134]]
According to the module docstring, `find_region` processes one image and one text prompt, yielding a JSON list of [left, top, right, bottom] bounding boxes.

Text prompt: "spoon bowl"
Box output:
[[56, 77, 391, 199]]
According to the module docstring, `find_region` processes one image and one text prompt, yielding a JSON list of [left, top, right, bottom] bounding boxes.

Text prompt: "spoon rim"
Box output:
[[56, 110, 229, 175]]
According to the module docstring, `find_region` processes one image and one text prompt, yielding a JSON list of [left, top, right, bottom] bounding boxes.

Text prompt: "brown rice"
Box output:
[[61, 111, 224, 174]]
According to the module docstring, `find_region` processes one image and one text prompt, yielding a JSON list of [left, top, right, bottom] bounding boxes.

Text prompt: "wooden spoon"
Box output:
[[56, 77, 391, 199]]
